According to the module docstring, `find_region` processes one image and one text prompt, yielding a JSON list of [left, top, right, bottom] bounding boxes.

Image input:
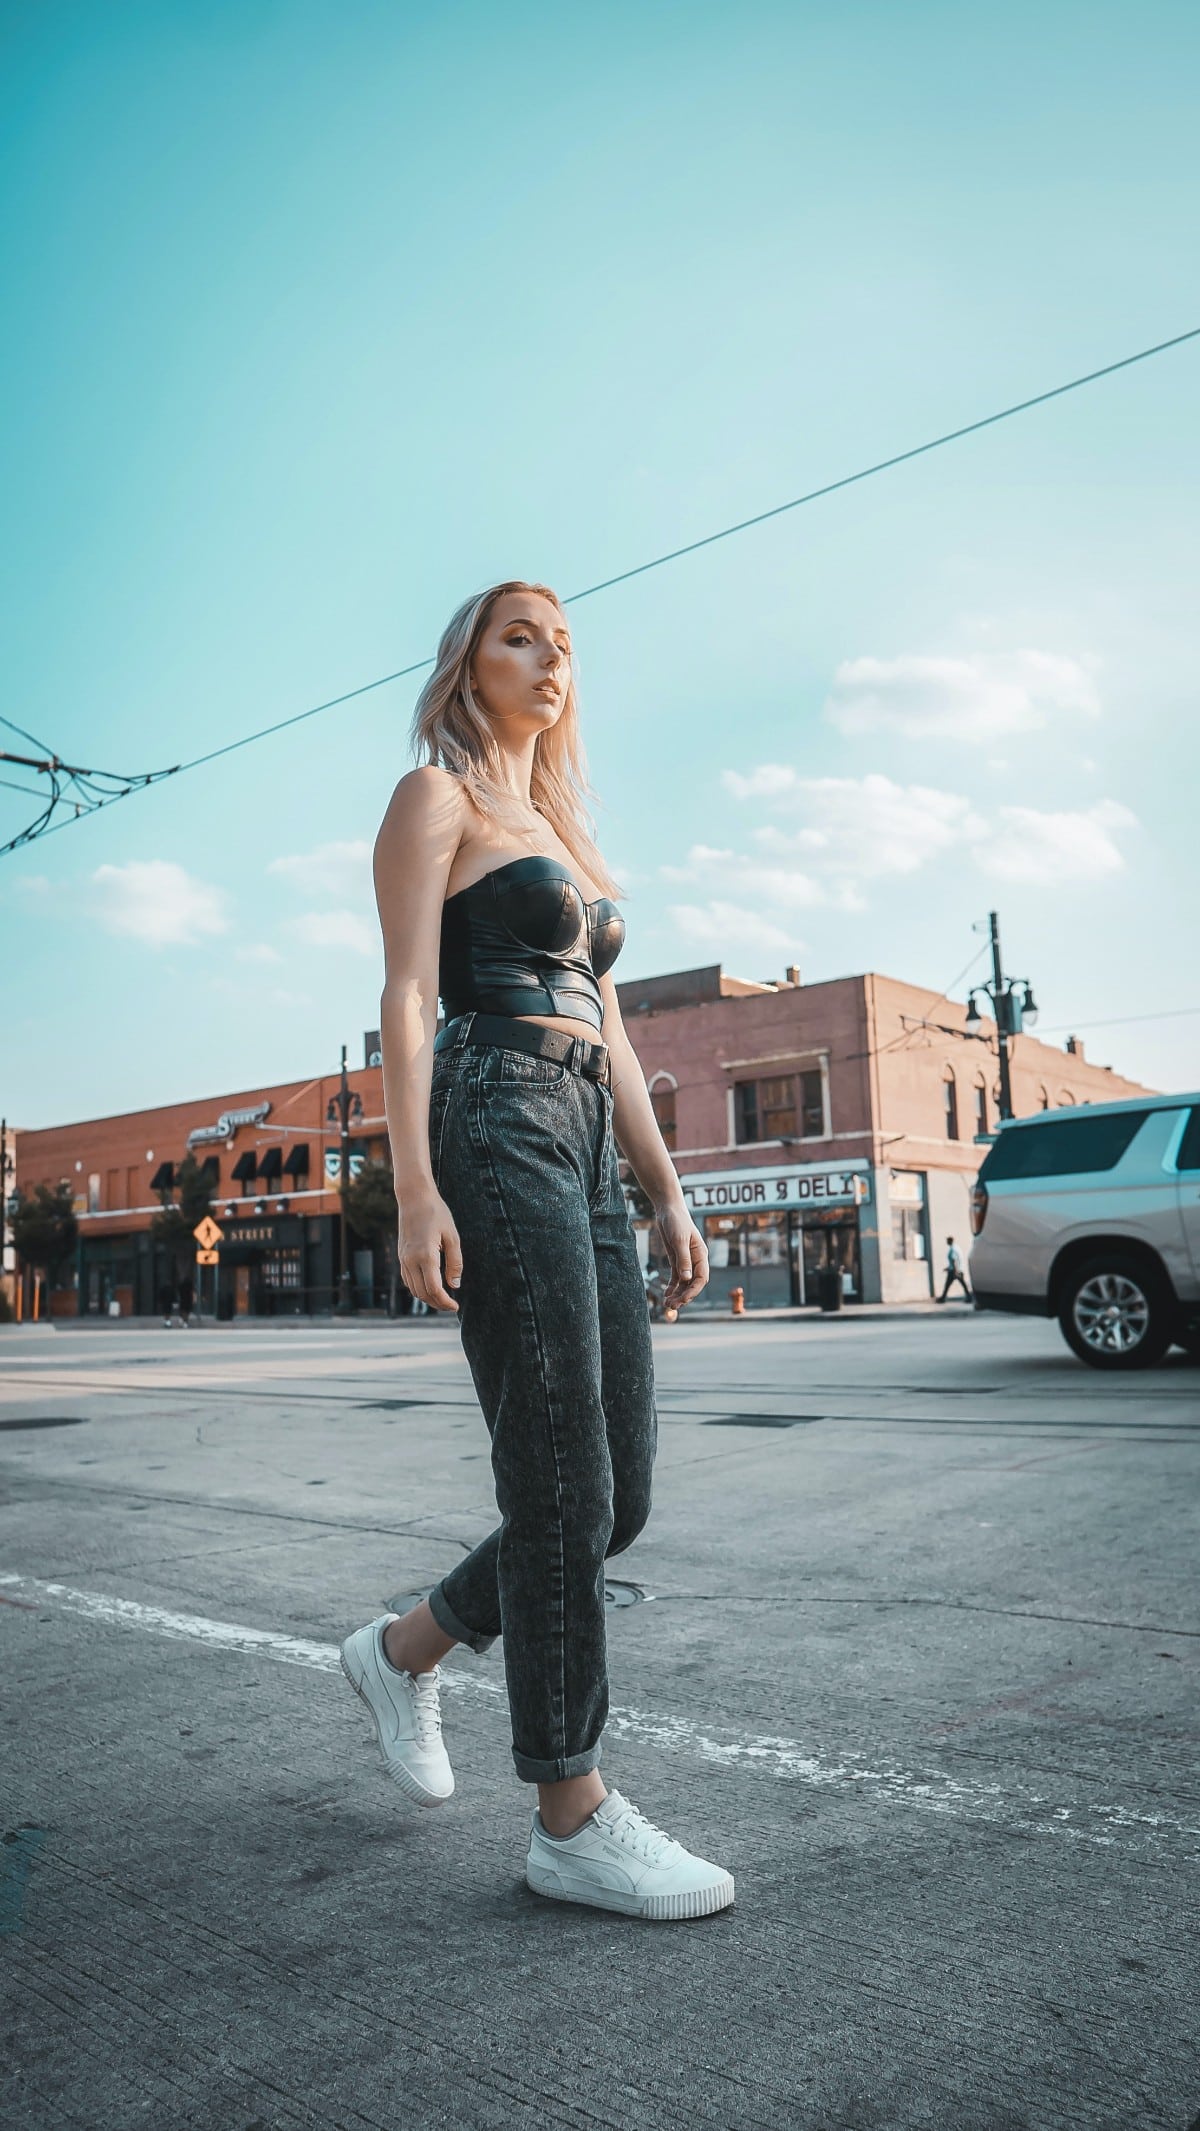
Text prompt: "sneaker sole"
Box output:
[[525, 1858, 734, 1921], [338, 1646, 454, 1808]]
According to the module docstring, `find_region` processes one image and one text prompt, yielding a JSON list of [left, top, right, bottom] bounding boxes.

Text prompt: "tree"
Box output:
[[150, 1154, 217, 1281], [344, 1159, 400, 1313], [11, 1182, 78, 1307]]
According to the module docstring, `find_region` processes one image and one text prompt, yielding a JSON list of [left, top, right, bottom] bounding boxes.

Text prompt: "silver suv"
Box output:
[[969, 1092, 1200, 1369]]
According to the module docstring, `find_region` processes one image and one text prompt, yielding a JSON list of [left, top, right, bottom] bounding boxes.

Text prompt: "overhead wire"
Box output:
[[3, 322, 1198, 860]]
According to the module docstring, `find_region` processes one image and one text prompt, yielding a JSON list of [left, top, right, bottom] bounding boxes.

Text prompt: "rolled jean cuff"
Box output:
[[511, 1740, 604, 1784], [427, 1579, 498, 1655]]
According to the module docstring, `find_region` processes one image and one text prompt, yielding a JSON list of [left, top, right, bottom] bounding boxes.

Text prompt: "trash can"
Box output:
[[817, 1268, 843, 1313]]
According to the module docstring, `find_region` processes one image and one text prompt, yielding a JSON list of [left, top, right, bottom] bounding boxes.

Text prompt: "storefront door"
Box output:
[[802, 1220, 862, 1304]]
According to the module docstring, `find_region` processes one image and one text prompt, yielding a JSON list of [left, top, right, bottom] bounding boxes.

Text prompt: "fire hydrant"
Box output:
[[729, 1286, 745, 1316]]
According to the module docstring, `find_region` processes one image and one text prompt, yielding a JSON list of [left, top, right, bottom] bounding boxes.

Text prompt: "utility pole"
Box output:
[[328, 1046, 363, 1316], [966, 912, 1038, 1124], [0, 1117, 8, 1306]]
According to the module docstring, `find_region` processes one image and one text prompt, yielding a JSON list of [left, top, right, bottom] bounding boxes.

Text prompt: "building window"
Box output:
[[106, 1168, 120, 1210], [974, 1080, 988, 1136], [1059, 1089, 1077, 1106], [890, 1171, 928, 1261], [1037, 1085, 1049, 1111], [943, 1072, 959, 1141], [87, 1173, 101, 1213], [263, 1249, 302, 1290], [126, 1165, 140, 1207], [649, 1077, 677, 1151], [735, 1069, 825, 1145]]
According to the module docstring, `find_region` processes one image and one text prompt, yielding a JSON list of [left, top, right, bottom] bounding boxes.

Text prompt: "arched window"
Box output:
[[943, 1069, 959, 1142], [1037, 1085, 1049, 1111], [649, 1073, 677, 1152], [973, 1077, 988, 1136], [1059, 1089, 1077, 1107]]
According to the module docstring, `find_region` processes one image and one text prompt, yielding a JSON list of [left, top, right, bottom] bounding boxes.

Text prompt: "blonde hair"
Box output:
[[410, 580, 620, 899]]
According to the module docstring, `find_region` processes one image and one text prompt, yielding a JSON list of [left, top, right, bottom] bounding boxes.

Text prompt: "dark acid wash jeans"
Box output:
[[423, 1026, 657, 1783]]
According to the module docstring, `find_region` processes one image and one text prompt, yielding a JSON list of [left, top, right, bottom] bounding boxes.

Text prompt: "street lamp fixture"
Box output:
[[965, 913, 1037, 1122]]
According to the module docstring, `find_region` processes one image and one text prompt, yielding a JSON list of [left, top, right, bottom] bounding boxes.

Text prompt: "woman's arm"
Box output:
[[373, 766, 467, 1313], [598, 970, 710, 1309]]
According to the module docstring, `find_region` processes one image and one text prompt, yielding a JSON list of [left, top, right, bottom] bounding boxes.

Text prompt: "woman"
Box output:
[[340, 580, 734, 1921]]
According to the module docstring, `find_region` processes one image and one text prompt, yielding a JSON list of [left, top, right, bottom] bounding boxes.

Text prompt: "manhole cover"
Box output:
[[0, 1417, 89, 1432], [703, 1414, 820, 1429]]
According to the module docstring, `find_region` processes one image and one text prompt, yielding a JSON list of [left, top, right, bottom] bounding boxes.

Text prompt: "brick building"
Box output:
[[11, 963, 1156, 1318], [613, 963, 1157, 1308]]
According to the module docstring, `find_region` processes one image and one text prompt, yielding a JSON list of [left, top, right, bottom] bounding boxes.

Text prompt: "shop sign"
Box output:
[[187, 1101, 272, 1148], [680, 1162, 870, 1213], [224, 1223, 277, 1244]]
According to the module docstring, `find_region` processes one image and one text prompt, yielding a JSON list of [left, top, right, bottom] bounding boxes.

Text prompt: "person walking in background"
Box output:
[[938, 1236, 972, 1303], [338, 578, 733, 1922], [177, 1273, 196, 1327]]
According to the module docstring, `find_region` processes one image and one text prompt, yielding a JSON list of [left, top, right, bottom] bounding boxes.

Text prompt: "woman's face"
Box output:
[[469, 591, 572, 732]]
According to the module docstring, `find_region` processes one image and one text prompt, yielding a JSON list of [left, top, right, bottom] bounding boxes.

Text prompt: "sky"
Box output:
[[2, 0, 1198, 1130]]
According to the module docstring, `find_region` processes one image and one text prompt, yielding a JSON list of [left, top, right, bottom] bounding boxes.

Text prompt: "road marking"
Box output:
[[3, 1571, 1195, 1858]]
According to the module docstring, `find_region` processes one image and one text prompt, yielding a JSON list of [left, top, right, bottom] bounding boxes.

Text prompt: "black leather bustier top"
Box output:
[[439, 856, 624, 1034]]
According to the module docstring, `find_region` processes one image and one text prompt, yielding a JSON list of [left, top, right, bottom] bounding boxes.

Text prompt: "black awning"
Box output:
[[198, 1156, 220, 1186], [257, 1146, 283, 1181], [282, 1143, 310, 1178], [231, 1151, 258, 1183], [150, 1162, 175, 1192]]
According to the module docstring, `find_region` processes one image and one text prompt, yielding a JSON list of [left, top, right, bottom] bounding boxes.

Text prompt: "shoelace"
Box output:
[[602, 1802, 680, 1866], [407, 1668, 443, 1749]]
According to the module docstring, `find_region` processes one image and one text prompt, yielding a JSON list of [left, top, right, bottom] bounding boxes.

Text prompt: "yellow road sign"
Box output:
[[196, 1248, 219, 1266], [193, 1216, 222, 1250]]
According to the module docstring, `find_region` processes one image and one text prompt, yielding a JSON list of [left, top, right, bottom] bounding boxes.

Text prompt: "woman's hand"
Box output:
[[397, 1188, 463, 1313], [656, 1199, 709, 1309]]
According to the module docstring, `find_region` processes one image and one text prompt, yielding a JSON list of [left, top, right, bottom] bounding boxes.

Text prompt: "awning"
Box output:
[[282, 1144, 310, 1179], [257, 1146, 284, 1182], [150, 1162, 175, 1192], [198, 1156, 220, 1186], [231, 1151, 258, 1184]]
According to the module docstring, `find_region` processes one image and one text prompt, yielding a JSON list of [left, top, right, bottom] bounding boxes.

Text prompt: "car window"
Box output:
[[979, 1110, 1149, 1183], [1177, 1107, 1200, 1172]]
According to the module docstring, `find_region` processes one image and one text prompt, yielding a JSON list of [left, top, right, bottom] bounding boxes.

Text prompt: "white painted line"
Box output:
[[2, 1571, 1195, 1857]]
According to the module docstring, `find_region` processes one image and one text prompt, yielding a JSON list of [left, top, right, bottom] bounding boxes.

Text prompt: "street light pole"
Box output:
[[335, 1044, 356, 1317], [965, 911, 1038, 1124]]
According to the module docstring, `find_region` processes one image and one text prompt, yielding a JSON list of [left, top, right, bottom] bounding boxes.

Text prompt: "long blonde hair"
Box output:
[[410, 580, 620, 899]]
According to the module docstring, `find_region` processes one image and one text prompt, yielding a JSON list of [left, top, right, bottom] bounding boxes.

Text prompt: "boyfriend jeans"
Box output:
[[423, 1027, 657, 1783]]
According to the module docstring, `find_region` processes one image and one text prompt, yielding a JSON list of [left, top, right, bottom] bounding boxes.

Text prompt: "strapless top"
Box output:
[[438, 856, 625, 1034]]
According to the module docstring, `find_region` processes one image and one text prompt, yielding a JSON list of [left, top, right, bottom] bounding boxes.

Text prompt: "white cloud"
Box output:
[[973, 801, 1138, 885], [288, 910, 377, 956], [91, 860, 230, 946], [268, 839, 372, 900], [723, 769, 985, 882], [235, 942, 283, 964], [669, 899, 800, 961], [824, 650, 1100, 744]]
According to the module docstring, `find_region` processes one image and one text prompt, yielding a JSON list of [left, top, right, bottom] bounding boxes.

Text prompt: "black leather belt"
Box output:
[[435, 1012, 611, 1088]]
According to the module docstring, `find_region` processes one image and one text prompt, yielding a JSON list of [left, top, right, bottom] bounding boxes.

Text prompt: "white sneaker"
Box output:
[[339, 1614, 454, 1806], [526, 1788, 734, 1921]]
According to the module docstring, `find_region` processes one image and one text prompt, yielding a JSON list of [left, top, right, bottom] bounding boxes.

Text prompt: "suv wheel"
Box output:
[[1059, 1254, 1172, 1370]]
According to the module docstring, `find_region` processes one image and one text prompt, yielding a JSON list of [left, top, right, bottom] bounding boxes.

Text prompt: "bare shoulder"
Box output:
[[374, 765, 468, 869]]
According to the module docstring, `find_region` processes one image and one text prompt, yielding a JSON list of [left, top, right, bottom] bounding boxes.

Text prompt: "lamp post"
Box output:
[[964, 911, 1038, 1124], [328, 1046, 363, 1316]]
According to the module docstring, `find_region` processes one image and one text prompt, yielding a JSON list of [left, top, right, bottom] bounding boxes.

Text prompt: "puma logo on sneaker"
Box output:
[[526, 1789, 733, 1920]]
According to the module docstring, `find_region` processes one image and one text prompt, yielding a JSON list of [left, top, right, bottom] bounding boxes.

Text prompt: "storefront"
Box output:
[[677, 1160, 872, 1309]]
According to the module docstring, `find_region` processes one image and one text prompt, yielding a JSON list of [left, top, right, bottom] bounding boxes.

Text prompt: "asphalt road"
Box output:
[[1, 1309, 1197, 2131]]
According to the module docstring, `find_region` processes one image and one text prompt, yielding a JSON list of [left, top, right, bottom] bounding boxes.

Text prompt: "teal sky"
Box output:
[[3, 0, 1198, 1129]]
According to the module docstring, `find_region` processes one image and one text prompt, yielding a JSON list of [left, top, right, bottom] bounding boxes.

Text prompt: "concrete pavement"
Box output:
[[1, 1311, 1197, 2130]]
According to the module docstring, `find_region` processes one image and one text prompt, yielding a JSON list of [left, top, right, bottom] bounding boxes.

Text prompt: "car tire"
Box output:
[[1058, 1254, 1173, 1370]]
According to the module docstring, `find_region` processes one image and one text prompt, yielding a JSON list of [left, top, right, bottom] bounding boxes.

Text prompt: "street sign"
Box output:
[[193, 1216, 222, 1250], [196, 1248, 219, 1266]]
